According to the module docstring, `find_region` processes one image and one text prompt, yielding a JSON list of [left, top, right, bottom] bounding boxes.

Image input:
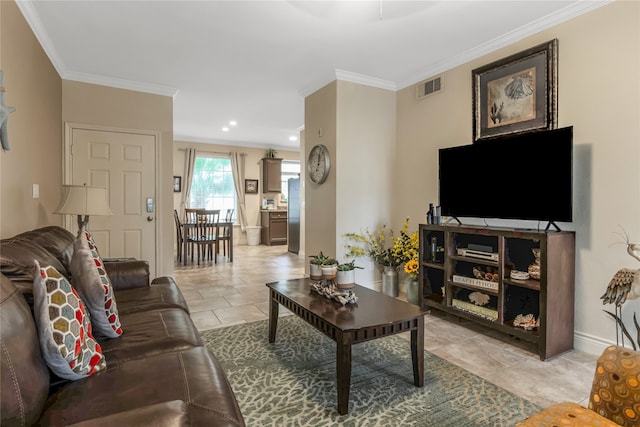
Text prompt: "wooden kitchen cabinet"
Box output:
[[261, 210, 287, 246], [262, 158, 282, 193]]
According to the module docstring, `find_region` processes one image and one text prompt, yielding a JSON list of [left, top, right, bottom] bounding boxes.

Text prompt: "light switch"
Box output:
[[32, 184, 39, 199]]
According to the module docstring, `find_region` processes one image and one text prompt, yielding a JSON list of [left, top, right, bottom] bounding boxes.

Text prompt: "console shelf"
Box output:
[[419, 223, 575, 360]]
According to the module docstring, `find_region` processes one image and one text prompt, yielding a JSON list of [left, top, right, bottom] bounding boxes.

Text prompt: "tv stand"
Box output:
[[545, 221, 561, 232], [418, 223, 575, 360]]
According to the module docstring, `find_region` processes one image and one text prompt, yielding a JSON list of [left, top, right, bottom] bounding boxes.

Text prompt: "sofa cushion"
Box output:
[[114, 278, 189, 315], [70, 230, 123, 339], [0, 274, 50, 427], [104, 259, 150, 290], [38, 347, 245, 426], [67, 401, 190, 426], [0, 226, 75, 292], [99, 308, 203, 366], [33, 262, 107, 380]]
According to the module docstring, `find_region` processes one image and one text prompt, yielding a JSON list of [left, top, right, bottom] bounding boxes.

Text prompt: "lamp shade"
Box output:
[[54, 185, 113, 216]]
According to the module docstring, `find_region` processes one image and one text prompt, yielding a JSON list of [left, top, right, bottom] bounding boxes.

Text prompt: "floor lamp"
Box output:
[[54, 184, 113, 234]]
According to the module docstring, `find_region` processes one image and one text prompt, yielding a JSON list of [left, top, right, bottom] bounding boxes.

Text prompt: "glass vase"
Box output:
[[406, 277, 420, 305]]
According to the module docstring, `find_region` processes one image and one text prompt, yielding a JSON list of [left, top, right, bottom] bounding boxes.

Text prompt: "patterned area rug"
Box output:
[[200, 316, 540, 426]]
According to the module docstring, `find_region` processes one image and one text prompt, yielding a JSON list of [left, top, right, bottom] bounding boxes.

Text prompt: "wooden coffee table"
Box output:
[[266, 278, 426, 415]]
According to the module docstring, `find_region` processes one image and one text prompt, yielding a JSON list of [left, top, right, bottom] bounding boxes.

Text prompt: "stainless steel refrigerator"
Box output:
[[287, 177, 300, 254]]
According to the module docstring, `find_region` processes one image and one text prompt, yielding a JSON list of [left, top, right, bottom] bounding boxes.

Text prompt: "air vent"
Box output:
[[416, 75, 442, 99]]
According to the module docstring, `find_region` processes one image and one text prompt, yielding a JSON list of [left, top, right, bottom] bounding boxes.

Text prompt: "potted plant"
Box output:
[[336, 260, 363, 289], [309, 251, 329, 280], [320, 257, 338, 279], [264, 148, 278, 158]]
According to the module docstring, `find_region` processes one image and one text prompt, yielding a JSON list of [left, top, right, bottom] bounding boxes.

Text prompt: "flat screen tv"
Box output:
[[438, 126, 573, 225]]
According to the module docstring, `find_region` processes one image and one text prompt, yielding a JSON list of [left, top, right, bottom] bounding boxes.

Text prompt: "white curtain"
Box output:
[[181, 148, 197, 219], [230, 152, 248, 231]]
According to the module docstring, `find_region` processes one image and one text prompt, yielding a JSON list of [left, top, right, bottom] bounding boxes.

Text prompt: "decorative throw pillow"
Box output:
[[70, 230, 123, 338], [32, 261, 107, 380]]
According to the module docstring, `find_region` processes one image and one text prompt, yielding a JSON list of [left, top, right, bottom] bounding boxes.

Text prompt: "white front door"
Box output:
[[67, 125, 158, 276]]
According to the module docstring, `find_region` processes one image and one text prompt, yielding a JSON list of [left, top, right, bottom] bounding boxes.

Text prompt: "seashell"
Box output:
[[513, 313, 538, 330], [468, 291, 490, 306]]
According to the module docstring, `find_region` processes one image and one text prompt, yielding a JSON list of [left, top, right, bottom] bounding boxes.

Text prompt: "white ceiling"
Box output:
[[17, 1, 609, 151]]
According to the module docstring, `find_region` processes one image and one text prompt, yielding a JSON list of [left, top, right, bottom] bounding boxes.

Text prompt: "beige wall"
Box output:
[[172, 140, 300, 245], [395, 0, 640, 353], [62, 81, 174, 277], [0, 1, 63, 238], [305, 80, 396, 285], [305, 81, 337, 269], [335, 80, 396, 286]]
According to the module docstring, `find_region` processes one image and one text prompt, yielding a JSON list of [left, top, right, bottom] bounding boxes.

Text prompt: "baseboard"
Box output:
[[574, 331, 617, 356]]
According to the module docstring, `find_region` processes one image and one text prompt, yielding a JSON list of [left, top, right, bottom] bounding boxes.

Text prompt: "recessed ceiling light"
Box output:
[[289, 136, 298, 141], [229, 120, 237, 126], [222, 127, 229, 132]]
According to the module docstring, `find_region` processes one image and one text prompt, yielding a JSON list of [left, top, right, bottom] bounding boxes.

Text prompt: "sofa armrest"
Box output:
[[66, 400, 189, 427], [104, 260, 150, 290]]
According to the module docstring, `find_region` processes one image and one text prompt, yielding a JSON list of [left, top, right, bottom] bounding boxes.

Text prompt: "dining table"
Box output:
[[181, 220, 233, 265]]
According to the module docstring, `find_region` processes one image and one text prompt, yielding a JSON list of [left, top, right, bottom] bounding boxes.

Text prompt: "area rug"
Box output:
[[200, 316, 540, 426]]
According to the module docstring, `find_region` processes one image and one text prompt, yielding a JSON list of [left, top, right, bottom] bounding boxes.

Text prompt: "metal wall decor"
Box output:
[[472, 39, 558, 142]]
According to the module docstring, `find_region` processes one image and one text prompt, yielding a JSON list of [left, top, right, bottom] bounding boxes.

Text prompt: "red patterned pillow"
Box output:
[[70, 230, 122, 338], [32, 261, 107, 380]]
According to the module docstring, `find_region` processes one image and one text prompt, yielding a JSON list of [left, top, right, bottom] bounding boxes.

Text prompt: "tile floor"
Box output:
[[173, 244, 598, 410]]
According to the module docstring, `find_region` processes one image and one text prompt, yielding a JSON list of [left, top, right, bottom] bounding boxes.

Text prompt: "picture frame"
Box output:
[[245, 179, 258, 194], [472, 39, 558, 142], [173, 176, 181, 193]]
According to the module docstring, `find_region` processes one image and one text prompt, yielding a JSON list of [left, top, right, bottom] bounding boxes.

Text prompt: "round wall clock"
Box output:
[[307, 144, 331, 184]]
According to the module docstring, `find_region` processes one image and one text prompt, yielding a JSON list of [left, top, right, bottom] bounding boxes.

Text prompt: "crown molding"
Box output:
[[15, 0, 66, 77], [398, 0, 613, 89], [300, 69, 396, 99], [16, 1, 178, 98], [63, 71, 179, 98], [335, 69, 396, 91], [173, 134, 300, 153]]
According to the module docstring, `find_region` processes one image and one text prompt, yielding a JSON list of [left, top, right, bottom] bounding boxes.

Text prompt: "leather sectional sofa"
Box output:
[[0, 226, 245, 426]]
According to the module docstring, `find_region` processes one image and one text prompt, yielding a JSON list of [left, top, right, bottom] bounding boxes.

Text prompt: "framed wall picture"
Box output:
[[472, 39, 558, 142], [173, 176, 181, 193], [245, 179, 258, 194]]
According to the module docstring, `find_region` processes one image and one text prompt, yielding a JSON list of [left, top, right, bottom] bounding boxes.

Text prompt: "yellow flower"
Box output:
[[344, 216, 418, 271], [404, 259, 419, 278]]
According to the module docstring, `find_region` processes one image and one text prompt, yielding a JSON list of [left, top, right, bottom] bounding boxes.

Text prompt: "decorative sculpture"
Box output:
[[600, 228, 640, 349]]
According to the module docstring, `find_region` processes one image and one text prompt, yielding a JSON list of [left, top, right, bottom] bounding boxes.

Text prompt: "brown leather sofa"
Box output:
[[0, 226, 245, 426]]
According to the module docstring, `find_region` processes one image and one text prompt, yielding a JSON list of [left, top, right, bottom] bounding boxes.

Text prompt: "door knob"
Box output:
[[147, 216, 154, 221]]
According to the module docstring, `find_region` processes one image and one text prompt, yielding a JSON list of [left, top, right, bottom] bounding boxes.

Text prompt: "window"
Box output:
[[280, 160, 300, 202], [189, 154, 236, 217]]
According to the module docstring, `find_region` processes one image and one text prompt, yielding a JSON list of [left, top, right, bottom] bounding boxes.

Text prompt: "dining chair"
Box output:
[[173, 209, 185, 263], [183, 208, 200, 263], [193, 209, 220, 264], [217, 209, 234, 260], [184, 208, 198, 224]]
